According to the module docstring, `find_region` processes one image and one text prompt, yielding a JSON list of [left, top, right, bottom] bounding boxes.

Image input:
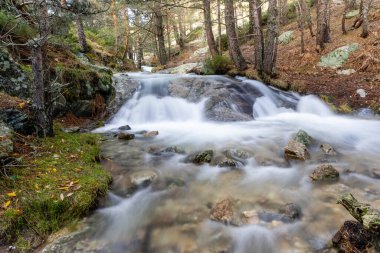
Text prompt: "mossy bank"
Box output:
[[0, 127, 111, 252]]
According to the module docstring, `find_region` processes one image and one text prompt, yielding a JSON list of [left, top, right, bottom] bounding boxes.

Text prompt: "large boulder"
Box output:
[[0, 108, 34, 135], [318, 43, 359, 69], [108, 74, 140, 115], [332, 220, 373, 252], [204, 95, 253, 122], [0, 47, 31, 99], [310, 164, 340, 182]]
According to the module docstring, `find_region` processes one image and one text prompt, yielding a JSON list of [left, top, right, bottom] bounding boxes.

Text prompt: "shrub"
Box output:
[[203, 55, 233, 75], [0, 10, 35, 41], [185, 26, 203, 43]]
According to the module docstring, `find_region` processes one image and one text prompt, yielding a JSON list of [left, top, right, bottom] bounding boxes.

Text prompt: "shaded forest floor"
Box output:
[[167, 1, 380, 114]]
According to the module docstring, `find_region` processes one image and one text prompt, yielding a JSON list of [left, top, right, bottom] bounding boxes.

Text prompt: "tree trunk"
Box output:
[[299, 0, 314, 36], [111, 0, 119, 56], [173, 15, 185, 50], [360, 0, 373, 38], [217, 0, 222, 53], [296, 1, 305, 53], [248, 0, 254, 39], [252, 0, 264, 74], [353, 0, 364, 28], [225, 0, 247, 70], [30, 1, 53, 137], [316, 0, 331, 51], [154, 1, 167, 65], [166, 10, 171, 60], [121, 8, 130, 64], [280, 0, 289, 25], [76, 14, 88, 52], [202, 0, 219, 56], [342, 0, 349, 34], [263, 0, 279, 76]]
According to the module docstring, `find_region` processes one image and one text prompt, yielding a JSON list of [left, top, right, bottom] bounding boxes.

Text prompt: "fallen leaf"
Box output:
[[19, 102, 26, 109], [3, 201, 11, 208], [74, 185, 81, 191], [60, 193, 64, 201], [66, 192, 74, 197], [58, 186, 69, 191], [7, 192, 16, 197]]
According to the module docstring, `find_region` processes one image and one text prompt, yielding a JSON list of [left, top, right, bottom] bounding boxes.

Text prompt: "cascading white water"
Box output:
[[47, 73, 380, 253]]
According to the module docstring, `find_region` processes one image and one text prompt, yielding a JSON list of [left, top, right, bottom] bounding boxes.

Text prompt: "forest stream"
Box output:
[[41, 72, 380, 253]]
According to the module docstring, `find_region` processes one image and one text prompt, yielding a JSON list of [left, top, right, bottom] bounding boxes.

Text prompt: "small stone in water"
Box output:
[[118, 125, 131, 130], [210, 199, 233, 224], [279, 203, 302, 221], [284, 140, 310, 161], [310, 164, 340, 182], [320, 143, 337, 155], [130, 170, 158, 187], [118, 133, 135, 140], [143, 131, 159, 138]]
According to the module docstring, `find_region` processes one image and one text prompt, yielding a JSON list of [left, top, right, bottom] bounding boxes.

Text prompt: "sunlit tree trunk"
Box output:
[[111, 0, 119, 56], [225, 0, 247, 70], [296, 1, 305, 53], [263, 0, 279, 76], [316, 0, 331, 51], [299, 0, 314, 36], [154, 0, 167, 65], [342, 0, 349, 34], [217, 0, 222, 54], [202, 0, 219, 56], [121, 9, 129, 62], [30, 1, 53, 137], [360, 0, 373, 38], [252, 0, 264, 73], [248, 0, 254, 39], [280, 0, 288, 25]]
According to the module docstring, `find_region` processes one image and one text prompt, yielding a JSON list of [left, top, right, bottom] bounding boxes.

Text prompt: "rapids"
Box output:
[[42, 73, 380, 253]]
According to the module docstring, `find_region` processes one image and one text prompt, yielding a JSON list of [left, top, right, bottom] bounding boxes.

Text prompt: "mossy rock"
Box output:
[[293, 130, 312, 146], [318, 44, 359, 69], [345, 10, 360, 19], [279, 31, 294, 45]]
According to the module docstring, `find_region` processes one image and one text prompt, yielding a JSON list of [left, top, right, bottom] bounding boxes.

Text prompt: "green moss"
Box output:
[[55, 66, 112, 102], [338, 103, 353, 114], [185, 26, 203, 43], [203, 55, 233, 75], [0, 126, 111, 247], [0, 10, 35, 42]]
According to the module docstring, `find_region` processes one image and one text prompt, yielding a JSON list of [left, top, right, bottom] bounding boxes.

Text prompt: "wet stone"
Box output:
[[310, 164, 340, 182], [186, 150, 214, 164], [118, 125, 131, 130], [320, 143, 337, 156], [143, 131, 159, 138], [130, 170, 158, 187], [210, 199, 234, 224], [279, 203, 302, 222], [294, 130, 312, 146], [332, 220, 373, 252], [284, 140, 310, 161], [118, 133, 135, 140]]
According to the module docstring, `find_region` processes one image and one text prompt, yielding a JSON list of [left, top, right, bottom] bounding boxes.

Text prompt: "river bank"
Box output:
[[0, 126, 111, 252]]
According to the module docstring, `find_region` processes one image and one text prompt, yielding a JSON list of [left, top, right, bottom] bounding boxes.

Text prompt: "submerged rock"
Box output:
[[332, 220, 372, 252], [163, 146, 186, 154], [320, 143, 337, 156], [210, 199, 234, 224], [279, 203, 302, 222], [143, 131, 159, 138], [118, 133, 135, 140], [130, 170, 158, 187], [211, 155, 240, 168], [310, 164, 340, 182], [186, 150, 214, 164], [284, 140, 310, 161]]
